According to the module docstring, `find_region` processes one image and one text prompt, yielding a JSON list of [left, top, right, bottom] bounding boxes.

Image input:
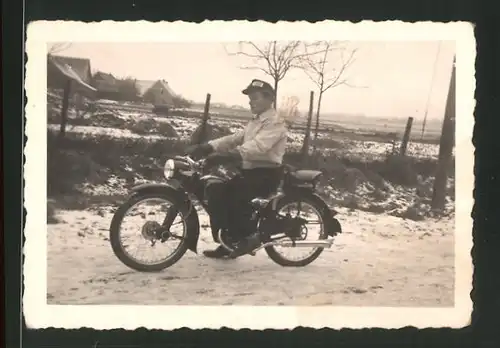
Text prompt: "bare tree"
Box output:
[[300, 41, 361, 152], [48, 43, 72, 55], [225, 41, 326, 108]]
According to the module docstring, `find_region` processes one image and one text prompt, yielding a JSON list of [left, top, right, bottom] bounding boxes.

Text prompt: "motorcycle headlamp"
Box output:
[[163, 159, 175, 179]]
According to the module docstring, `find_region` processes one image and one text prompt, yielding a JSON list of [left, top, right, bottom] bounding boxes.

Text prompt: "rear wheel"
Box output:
[[109, 193, 191, 272], [264, 194, 329, 267]]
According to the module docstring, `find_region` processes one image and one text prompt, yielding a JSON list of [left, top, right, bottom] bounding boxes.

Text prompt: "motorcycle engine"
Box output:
[[260, 214, 307, 239]]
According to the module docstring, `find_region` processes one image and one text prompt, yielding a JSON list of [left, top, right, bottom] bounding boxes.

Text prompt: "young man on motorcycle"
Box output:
[[187, 79, 288, 259]]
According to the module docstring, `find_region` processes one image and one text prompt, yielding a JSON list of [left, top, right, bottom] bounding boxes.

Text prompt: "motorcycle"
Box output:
[[109, 154, 343, 272]]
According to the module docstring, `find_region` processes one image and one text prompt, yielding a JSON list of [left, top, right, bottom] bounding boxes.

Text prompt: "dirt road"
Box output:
[[47, 207, 454, 306]]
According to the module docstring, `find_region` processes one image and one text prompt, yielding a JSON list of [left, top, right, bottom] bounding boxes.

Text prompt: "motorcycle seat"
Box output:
[[251, 169, 323, 207], [288, 169, 323, 183]]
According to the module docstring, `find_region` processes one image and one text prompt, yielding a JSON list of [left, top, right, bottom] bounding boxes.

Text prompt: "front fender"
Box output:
[[280, 188, 342, 237], [130, 179, 182, 194], [129, 180, 201, 253]]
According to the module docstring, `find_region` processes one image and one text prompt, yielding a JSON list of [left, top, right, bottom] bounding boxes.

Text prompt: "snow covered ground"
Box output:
[[47, 206, 454, 306], [49, 109, 442, 160], [46, 101, 455, 306]]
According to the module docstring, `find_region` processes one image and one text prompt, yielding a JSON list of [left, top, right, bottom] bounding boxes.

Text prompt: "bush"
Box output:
[[47, 129, 448, 205], [115, 77, 141, 102], [47, 108, 127, 129], [379, 154, 419, 186], [341, 154, 438, 186], [47, 130, 190, 196], [310, 137, 343, 149], [47, 107, 89, 127], [47, 145, 110, 196], [153, 105, 170, 116], [172, 96, 192, 108], [47, 103, 182, 138], [91, 112, 127, 128], [127, 119, 179, 137], [47, 106, 62, 124]]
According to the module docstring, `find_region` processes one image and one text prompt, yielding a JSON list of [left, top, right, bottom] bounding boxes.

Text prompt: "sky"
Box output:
[[53, 41, 455, 120]]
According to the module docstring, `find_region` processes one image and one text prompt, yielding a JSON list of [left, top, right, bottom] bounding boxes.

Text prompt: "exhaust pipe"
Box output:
[[218, 229, 335, 255], [250, 239, 334, 255], [274, 240, 334, 248]]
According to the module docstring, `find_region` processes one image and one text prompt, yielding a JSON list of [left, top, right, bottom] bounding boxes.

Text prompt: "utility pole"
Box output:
[[431, 56, 456, 211]]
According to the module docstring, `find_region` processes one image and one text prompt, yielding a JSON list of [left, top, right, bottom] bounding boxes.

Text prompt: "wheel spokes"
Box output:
[[118, 198, 187, 265], [272, 201, 325, 261]]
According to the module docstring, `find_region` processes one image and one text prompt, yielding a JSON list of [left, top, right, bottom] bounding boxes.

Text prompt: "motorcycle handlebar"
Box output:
[[174, 155, 206, 171]]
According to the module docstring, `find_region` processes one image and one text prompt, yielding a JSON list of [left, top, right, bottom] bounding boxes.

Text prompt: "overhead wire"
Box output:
[[420, 41, 442, 141]]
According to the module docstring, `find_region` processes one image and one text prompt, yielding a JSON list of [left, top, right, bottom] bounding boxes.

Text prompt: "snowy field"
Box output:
[[47, 106, 443, 160], [46, 99, 455, 306]]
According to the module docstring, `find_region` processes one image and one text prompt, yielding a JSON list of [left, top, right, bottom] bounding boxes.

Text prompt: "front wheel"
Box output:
[[264, 194, 330, 267], [109, 192, 192, 272]]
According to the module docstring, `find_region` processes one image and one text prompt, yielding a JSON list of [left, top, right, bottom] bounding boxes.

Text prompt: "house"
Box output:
[[136, 79, 177, 107], [92, 72, 121, 100], [47, 55, 97, 137], [47, 55, 96, 98], [47, 55, 93, 88]]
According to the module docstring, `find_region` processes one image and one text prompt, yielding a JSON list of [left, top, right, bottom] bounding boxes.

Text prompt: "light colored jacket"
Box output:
[[208, 108, 288, 169]]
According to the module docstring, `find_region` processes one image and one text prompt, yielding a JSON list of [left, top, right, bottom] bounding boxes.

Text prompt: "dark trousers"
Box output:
[[207, 167, 283, 242]]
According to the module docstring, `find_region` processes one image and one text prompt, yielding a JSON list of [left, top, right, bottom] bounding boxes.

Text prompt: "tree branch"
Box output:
[[240, 65, 271, 76], [299, 42, 360, 94], [224, 41, 328, 106], [322, 47, 358, 92], [48, 43, 72, 55]]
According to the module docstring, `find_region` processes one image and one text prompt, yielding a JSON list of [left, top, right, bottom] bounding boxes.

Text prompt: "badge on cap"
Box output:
[[251, 80, 264, 87]]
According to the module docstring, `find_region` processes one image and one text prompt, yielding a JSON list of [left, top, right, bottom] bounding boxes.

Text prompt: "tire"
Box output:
[[264, 194, 330, 267], [109, 192, 192, 272]]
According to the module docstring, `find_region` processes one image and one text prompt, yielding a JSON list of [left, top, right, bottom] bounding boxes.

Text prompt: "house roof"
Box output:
[[93, 71, 120, 92], [157, 80, 177, 98], [136, 79, 177, 97], [94, 71, 117, 84], [47, 55, 96, 96], [135, 80, 155, 96], [49, 55, 93, 82]]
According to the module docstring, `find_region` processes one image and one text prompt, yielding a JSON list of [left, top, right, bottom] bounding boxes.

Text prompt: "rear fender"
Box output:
[[279, 188, 342, 237], [129, 181, 200, 253]]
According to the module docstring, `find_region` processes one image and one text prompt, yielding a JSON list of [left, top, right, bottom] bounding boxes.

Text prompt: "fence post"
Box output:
[[432, 57, 456, 211], [300, 91, 314, 166], [197, 93, 211, 144], [400, 116, 414, 156], [58, 79, 72, 143]]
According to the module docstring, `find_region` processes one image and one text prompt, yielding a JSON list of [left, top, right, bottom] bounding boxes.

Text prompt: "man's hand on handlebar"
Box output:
[[174, 155, 206, 172], [184, 144, 242, 169], [185, 143, 214, 160]]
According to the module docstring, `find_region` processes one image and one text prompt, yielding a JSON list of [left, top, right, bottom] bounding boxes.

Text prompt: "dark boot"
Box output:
[[228, 233, 261, 259], [203, 245, 231, 259]]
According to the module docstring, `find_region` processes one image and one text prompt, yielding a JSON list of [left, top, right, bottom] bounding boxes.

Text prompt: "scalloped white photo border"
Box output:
[[23, 20, 475, 330]]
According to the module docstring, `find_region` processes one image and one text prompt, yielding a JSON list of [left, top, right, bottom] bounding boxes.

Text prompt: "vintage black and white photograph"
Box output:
[[23, 20, 474, 330]]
